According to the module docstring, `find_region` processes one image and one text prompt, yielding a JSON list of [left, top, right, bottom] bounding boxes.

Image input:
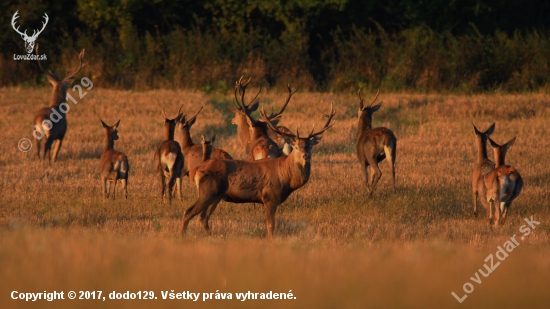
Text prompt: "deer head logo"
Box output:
[[11, 11, 48, 54]]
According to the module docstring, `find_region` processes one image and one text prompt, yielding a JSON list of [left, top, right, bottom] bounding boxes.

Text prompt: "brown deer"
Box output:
[[99, 119, 129, 199], [471, 123, 496, 217], [189, 134, 216, 188], [173, 107, 232, 179], [33, 45, 84, 162], [155, 107, 184, 204], [181, 104, 335, 239], [483, 137, 522, 227], [356, 89, 397, 195], [227, 76, 294, 157]]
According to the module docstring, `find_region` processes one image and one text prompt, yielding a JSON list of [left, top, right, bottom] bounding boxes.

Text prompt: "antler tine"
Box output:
[[369, 88, 380, 107], [177, 105, 184, 116], [64, 48, 85, 81], [248, 84, 261, 107], [188, 106, 204, 122], [266, 82, 298, 120], [35, 44, 55, 78], [260, 107, 296, 139], [309, 103, 336, 138]]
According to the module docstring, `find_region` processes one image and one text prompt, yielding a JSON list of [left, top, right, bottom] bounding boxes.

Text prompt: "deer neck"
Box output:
[[494, 149, 505, 168], [356, 116, 373, 142], [50, 85, 66, 108], [476, 136, 489, 163], [175, 128, 193, 149], [237, 121, 251, 148], [282, 152, 311, 190], [105, 132, 114, 152], [163, 123, 174, 141]]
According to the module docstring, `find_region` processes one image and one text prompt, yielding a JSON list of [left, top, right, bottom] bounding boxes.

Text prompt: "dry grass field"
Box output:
[[0, 86, 549, 308]]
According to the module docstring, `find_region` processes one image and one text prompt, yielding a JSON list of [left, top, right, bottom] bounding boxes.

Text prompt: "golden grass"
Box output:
[[0, 87, 549, 308]]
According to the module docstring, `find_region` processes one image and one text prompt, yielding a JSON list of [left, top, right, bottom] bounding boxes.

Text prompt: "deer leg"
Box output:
[[500, 201, 510, 224], [182, 196, 222, 236], [264, 204, 278, 240], [362, 163, 370, 192], [176, 177, 183, 202], [493, 199, 501, 227], [369, 163, 382, 196], [44, 137, 55, 161], [473, 189, 478, 217], [51, 138, 63, 163], [121, 178, 128, 199], [159, 168, 166, 204], [102, 178, 108, 199], [36, 138, 42, 159], [112, 177, 118, 199], [384, 144, 396, 191]]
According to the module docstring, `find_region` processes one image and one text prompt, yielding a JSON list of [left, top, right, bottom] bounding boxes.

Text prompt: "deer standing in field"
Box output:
[[227, 76, 294, 157], [471, 123, 496, 217], [155, 107, 184, 204], [188, 134, 216, 188], [181, 104, 336, 239], [356, 89, 396, 196], [483, 137, 522, 227], [33, 45, 84, 163], [173, 107, 232, 180], [99, 120, 129, 199]]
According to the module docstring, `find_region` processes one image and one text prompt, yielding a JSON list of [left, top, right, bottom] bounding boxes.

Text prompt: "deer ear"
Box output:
[[188, 116, 197, 126], [114, 119, 121, 129], [211, 134, 216, 144], [100, 119, 108, 128], [201, 135, 205, 143], [248, 101, 259, 112], [370, 102, 382, 113], [309, 135, 322, 146], [485, 123, 496, 135], [505, 136, 516, 149], [472, 123, 481, 135], [488, 137, 499, 149]]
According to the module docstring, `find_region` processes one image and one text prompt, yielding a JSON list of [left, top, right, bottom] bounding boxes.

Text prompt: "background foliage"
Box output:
[[2, 0, 550, 92]]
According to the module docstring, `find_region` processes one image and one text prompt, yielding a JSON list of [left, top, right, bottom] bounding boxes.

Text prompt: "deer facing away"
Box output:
[[471, 123, 496, 218], [33, 45, 85, 163], [483, 137, 522, 227], [181, 104, 336, 239], [100, 120, 129, 199], [173, 107, 232, 180], [155, 107, 184, 204], [355, 89, 396, 196]]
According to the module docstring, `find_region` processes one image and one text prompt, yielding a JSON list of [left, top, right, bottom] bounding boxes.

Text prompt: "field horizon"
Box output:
[[0, 87, 549, 308]]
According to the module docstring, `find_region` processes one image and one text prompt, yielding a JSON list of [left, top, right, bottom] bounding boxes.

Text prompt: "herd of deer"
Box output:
[[30, 48, 522, 238]]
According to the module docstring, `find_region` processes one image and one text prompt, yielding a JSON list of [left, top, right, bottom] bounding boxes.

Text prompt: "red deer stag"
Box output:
[[227, 76, 294, 157], [173, 107, 232, 179], [155, 107, 184, 204], [99, 119, 129, 199], [471, 123, 496, 217], [356, 89, 396, 196], [33, 45, 84, 162], [483, 137, 522, 227], [181, 104, 336, 239]]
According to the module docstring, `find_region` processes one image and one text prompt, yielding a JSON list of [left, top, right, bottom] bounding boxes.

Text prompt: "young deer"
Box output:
[[173, 107, 232, 179], [99, 120, 129, 199], [483, 137, 522, 227], [188, 134, 216, 188], [155, 107, 184, 204], [33, 45, 85, 162], [471, 123, 496, 217], [181, 104, 336, 239], [356, 89, 397, 196], [227, 76, 294, 157]]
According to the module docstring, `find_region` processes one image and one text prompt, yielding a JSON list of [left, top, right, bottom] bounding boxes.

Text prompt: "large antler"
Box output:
[[358, 88, 380, 110], [260, 103, 335, 140], [35, 44, 57, 80], [262, 83, 298, 120], [64, 49, 85, 82], [233, 76, 261, 112]]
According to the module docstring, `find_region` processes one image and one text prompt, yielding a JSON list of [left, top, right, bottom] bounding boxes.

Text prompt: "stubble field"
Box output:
[[0, 87, 549, 308]]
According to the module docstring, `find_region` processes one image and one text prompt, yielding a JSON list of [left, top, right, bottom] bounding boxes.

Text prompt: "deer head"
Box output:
[[12, 11, 48, 54], [261, 103, 335, 165], [35, 44, 85, 107]]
